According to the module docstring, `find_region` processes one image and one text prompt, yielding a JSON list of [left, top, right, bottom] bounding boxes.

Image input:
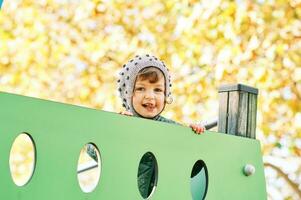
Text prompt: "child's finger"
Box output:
[[120, 111, 133, 116], [193, 127, 200, 134], [199, 127, 205, 134], [189, 124, 205, 135], [196, 126, 205, 134], [199, 127, 204, 133]]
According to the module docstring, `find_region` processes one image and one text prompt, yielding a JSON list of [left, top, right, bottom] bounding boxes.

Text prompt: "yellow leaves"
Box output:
[[275, 43, 287, 56], [0, 0, 300, 162], [223, 1, 236, 17], [215, 63, 226, 80], [272, 9, 285, 19], [253, 66, 267, 82], [182, 98, 194, 116], [248, 35, 260, 51], [289, 50, 301, 65], [292, 68, 301, 82], [79, 87, 91, 101], [9, 134, 35, 186]]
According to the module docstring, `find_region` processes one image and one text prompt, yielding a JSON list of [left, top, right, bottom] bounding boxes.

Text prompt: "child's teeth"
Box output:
[[143, 103, 154, 108]]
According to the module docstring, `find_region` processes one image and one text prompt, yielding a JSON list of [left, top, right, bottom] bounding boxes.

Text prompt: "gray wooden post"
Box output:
[[218, 84, 258, 139]]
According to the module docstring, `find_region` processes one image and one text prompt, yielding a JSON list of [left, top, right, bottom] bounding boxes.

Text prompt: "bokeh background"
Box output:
[[1, 0, 300, 199]]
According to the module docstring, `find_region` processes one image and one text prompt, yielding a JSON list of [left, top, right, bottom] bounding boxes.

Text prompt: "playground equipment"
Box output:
[[0, 84, 266, 199]]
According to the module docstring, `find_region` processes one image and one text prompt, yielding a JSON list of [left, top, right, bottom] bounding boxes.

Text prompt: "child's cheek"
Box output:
[[159, 95, 166, 106]]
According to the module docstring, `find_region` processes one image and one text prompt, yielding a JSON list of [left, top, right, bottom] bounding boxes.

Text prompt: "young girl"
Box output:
[[117, 54, 205, 198], [118, 54, 204, 133]]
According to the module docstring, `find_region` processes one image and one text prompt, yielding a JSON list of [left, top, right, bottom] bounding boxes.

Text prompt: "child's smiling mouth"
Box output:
[[142, 103, 156, 111]]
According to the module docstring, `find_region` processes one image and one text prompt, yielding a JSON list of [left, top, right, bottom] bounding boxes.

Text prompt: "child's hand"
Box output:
[[189, 124, 205, 135], [120, 111, 133, 116]]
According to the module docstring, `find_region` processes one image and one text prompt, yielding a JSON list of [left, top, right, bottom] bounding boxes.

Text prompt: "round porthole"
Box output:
[[77, 143, 101, 193], [137, 152, 158, 199], [9, 133, 36, 186], [190, 160, 208, 200]]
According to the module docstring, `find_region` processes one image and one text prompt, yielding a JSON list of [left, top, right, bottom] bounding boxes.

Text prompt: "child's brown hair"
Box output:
[[136, 67, 164, 84]]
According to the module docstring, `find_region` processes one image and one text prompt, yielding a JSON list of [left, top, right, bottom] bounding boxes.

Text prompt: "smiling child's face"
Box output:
[[132, 75, 165, 118]]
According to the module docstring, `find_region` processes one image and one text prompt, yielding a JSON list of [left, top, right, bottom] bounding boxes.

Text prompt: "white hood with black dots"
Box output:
[[117, 54, 172, 116]]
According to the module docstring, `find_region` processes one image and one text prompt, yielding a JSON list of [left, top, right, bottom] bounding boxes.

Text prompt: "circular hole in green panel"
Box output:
[[190, 160, 208, 200], [137, 152, 158, 199], [9, 133, 36, 186], [77, 143, 101, 193]]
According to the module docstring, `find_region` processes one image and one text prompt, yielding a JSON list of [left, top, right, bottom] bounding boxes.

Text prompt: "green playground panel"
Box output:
[[0, 92, 267, 200]]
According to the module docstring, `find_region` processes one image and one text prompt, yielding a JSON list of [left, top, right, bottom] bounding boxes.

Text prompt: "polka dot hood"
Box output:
[[117, 54, 172, 117]]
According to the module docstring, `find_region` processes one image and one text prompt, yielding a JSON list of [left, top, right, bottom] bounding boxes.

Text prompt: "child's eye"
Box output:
[[154, 88, 163, 92], [135, 87, 145, 91]]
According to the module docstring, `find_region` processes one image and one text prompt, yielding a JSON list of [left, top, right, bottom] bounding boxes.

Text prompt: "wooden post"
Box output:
[[218, 84, 258, 139]]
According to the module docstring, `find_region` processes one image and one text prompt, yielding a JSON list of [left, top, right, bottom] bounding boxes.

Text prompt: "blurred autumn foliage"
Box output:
[[0, 0, 301, 199]]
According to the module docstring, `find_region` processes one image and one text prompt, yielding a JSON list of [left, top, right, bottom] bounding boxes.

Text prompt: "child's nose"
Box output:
[[145, 90, 155, 99]]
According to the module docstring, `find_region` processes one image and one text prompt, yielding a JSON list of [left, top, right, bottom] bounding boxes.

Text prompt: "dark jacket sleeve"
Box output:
[[138, 152, 156, 198], [86, 144, 98, 162]]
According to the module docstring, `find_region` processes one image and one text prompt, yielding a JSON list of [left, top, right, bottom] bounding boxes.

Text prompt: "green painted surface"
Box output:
[[191, 168, 207, 200], [0, 92, 267, 199]]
